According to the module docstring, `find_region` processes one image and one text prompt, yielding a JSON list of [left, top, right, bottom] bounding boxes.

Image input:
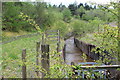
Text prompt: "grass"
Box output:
[[2, 31, 65, 78], [78, 33, 100, 46], [2, 35, 41, 59], [2, 31, 38, 42], [2, 31, 31, 37], [2, 34, 42, 78]]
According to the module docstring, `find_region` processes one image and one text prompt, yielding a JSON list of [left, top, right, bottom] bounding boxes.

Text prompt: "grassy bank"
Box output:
[[2, 34, 42, 77]]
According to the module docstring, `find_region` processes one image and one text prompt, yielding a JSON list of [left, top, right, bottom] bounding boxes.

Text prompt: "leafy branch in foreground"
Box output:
[[94, 25, 119, 64], [19, 12, 42, 33]]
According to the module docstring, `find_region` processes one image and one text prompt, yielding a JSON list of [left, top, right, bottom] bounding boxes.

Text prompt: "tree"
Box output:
[[2, 2, 37, 32], [58, 3, 66, 12], [58, 3, 62, 8], [82, 9, 115, 21], [35, 2, 55, 31], [21, 2, 36, 18], [96, 1, 120, 64], [2, 2, 24, 32], [78, 3, 83, 8], [71, 20, 89, 35], [35, 2, 46, 30], [84, 3, 90, 10], [53, 4, 57, 8], [62, 9, 72, 23], [88, 17, 104, 33], [94, 5, 96, 9], [68, 4, 77, 15], [76, 6, 85, 18]]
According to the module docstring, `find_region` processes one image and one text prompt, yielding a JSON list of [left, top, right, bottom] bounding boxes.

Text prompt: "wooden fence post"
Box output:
[[57, 43, 60, 53], [42, 34, 44, 45], [36, 42, 40, 76], [63, 44, 66, 62], [58, 30, 60, 43], [41, 44, 49, 78], [22, 49, 26, 79], [118, 1, 120, 64], [57, 30, 60, 52]]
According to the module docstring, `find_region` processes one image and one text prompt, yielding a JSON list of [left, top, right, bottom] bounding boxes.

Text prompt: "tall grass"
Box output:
[[2, 34, 41, 78], [2, 32, 65, 78]]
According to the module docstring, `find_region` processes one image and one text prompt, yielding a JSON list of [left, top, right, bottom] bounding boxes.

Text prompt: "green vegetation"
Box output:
[[62, 8, 72, 23], [2, 2, 116, 33], [80, 25, 119, 64], [2, 35, 41, 77], [1, 1, 119, 78]]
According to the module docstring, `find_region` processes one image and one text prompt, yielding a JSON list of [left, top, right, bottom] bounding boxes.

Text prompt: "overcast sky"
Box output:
[[21, 0, 118, 6], [43, 0, 116, 6]]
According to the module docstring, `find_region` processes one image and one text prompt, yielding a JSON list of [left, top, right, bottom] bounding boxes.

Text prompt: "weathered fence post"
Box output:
[[57, 43, 60, 53], [36, 42, 40, 76], [63, 44, 66, 62], [118, 1, 120, 65], [58, 30, 60, 43], [41, 44, 49, 78], [42, 34, 44, 45], [57, 30, 60, 52], [22, 49, 27, 79]]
